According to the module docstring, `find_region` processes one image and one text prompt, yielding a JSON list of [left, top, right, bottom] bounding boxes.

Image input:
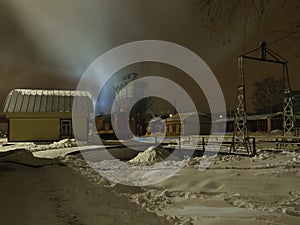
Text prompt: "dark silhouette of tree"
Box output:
[[252, 76, 283, 114], [129, 97, 155, 136], [193, 0, 300, 45]]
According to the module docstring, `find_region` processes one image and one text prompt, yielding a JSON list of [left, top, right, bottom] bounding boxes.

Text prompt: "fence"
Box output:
[[158, 135, 300, 156]]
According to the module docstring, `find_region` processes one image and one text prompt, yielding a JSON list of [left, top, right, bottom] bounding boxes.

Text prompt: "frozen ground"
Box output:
[[63, 148, 300, 225], [0, 146, 168, 225], [0, 139, 299, 225]]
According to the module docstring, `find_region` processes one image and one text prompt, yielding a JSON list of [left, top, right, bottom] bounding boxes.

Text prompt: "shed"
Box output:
[[3, 89, 93, 142], [164, 112, 211, 136]]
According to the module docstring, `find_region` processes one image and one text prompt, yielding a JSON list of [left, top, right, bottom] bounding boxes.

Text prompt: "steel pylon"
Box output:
[[231, 42, 295, 154], [230, 56, 252, 155], [282, 64, 295, 136]]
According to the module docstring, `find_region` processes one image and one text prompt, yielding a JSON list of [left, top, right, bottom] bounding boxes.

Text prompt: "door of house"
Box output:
[[60, 119, 72, 138]]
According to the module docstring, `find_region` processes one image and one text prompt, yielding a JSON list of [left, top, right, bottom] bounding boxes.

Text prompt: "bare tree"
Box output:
[[193, 0, 300, 45]]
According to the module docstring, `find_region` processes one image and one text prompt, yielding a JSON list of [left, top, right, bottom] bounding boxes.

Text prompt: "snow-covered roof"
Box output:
[[166, 112, 210, 121], [247, 112, 283, 120], [3, 89, 93, 113], [213, 112, 283, 123]]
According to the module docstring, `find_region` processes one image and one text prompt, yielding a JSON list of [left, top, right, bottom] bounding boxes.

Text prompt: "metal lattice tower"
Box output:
[[283, 64, 295, 136], [230, 56, 252, 155], [231, 42, 295, 154]]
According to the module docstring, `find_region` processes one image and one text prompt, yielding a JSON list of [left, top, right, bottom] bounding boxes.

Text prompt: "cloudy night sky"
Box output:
[[0, 0, 300, 114]]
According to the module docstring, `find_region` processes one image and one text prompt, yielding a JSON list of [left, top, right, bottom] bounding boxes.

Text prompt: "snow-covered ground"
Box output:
[[64, 144, 300, 225], [0, 139, 103, 159], [1, 139, 299, 225]]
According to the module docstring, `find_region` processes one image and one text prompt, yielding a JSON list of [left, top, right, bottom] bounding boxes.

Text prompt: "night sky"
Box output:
[[1, 0, 299, 114]]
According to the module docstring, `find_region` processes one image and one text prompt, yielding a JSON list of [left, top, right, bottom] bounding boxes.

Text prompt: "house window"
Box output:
[[60, 119, 72, 138]]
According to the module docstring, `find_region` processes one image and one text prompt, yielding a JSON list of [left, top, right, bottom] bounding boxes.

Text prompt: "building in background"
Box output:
[[292, 90, 300, 114], [95, 114, 115, 140], [213, 112, 283, 133], [111, 73, 152, 138], [3, 89, 93, 142], [292, 91, 300, 128], [148, 112, 211, 136], [163, 112, 211, 136], [0, 113, 8, 138]]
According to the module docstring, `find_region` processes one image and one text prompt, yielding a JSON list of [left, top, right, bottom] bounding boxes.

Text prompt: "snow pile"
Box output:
[[293, 153, 300, 162], [48, 138, 77, 149], [0, 143, 35, 152], [27, 139, 77, 151], [129, 146, 170, 165]]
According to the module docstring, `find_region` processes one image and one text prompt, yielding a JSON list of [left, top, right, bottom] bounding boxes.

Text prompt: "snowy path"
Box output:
[[0, 150, 169, 225]]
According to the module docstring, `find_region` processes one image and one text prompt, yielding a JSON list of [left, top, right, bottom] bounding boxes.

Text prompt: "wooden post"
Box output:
[[252, 138, 256, 156], [202, 136, 205, 151]]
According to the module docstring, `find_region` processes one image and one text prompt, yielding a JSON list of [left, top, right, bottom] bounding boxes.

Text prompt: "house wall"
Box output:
[[166, 115, 211, 136], [213, 117, 283, 133], [9, 118, 60, 141], [72, 117, 88, 140], [183, 115, 211, 135], [95, 113, 146, 139], [212, 121, 233, 133], [6, 112, 90, 141], [248, 120, 268, 132], [271, 118, 283, 131], [166, 121, 180, 136], [249, 118, 283, 132]]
